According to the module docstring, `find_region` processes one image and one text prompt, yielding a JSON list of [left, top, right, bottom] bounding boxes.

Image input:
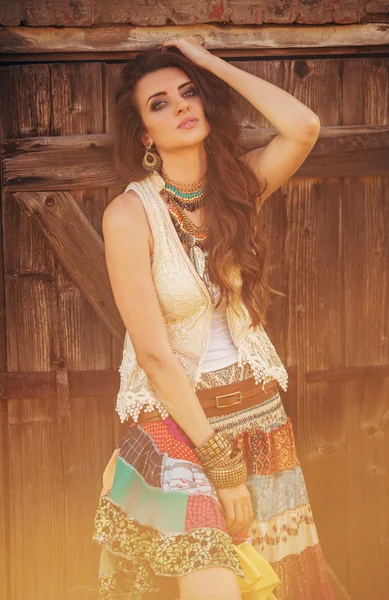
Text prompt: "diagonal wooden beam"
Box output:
[[12, 190, 126, 345]]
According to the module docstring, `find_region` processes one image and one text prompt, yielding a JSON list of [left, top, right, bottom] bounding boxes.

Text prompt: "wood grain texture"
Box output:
[[2, 125, 389, 191], [12, 190, 125, 343], [4, 45, 389, 64], [0, 62, 117, 600], [0, 63, 67, 600], [45, 61, 117, 600], [103, 61, 136, 443], [340, 57, 389, 598], [1, 53, 389, 600], [0, 23, 389, 55], [0, 66, 9, 600], [229, 58, 349, 591], [0, 1, 388, 27]]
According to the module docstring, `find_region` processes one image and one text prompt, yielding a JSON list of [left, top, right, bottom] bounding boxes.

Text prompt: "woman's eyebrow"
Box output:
[[146, 81, 193, 105]]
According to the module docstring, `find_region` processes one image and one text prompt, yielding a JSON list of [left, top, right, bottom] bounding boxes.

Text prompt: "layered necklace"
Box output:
[[161, 170, 216, 303]]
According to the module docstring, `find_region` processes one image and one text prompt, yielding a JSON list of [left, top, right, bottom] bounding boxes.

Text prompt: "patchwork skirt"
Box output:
[[92, 361, 335, 600]]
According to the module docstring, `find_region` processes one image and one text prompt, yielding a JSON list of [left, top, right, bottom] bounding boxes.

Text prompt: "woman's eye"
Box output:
[[151, 88, 198, 111], [151, 100, 165, 110], [184, 88, 198, 99]]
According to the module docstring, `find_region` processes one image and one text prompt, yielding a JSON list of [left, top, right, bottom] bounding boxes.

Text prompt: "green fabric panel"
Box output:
[[110, 456, 188, 534]]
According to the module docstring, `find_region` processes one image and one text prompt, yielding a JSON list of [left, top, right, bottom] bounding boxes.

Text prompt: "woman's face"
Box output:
[[135, 66, 211, 153]]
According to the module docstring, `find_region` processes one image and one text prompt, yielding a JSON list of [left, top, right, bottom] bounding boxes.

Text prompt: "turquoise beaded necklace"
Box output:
[[161, 172, 207, 212]]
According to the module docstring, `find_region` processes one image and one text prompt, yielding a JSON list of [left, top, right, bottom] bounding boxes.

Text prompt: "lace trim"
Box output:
[[116, 350, 169, 423], [116, 330, 288, 424], [237, 328, 289, 393], [115, 174, 288, 423]]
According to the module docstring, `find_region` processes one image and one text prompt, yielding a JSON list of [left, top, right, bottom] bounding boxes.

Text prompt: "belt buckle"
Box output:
[[215, 390, 243, 409]]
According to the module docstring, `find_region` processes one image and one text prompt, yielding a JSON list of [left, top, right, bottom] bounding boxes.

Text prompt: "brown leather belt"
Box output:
[[136, 377, 280, 424]]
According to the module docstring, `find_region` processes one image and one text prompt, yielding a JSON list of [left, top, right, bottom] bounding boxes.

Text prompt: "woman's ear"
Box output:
[[141, 135, 153, 147]]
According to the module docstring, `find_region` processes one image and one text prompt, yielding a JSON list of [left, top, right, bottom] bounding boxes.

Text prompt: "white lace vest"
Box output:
[[115, 171, 288, 423]]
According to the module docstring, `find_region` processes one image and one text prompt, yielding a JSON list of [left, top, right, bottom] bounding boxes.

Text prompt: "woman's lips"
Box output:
[[178, 119, 198, 129]]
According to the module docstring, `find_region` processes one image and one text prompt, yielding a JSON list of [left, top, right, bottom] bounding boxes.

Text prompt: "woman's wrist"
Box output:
[[201, 53, 229, 76], [193, 431, 248, 488], [191, 425, 217, 447]]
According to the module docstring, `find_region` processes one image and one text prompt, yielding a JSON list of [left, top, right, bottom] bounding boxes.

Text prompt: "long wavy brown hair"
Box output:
[[113, 46, 284, 328]]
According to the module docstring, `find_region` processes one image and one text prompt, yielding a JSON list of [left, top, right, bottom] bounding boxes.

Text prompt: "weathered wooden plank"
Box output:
[[229, 57, 349, 595], [279, 55, 349, 591], [0, 51, 387, 600], [103, 62, 132, 432], [0, 369, 120, 398], [2, 133, 118, 190], [2, 125, 389, 191], [47, 61, 119, 600], [1, 3, 389, 28], [306, 364, 389, 382], [342, 178, 389, 363], [3, 124, 388, 155], [0, 362, 385, 399], [340, 57, 389, 599], [0, 66, 9, 600], [3, 45, 389, 64], [344, 376, 389, 597], [1, 63, 67, 600], [7, 396, 68, 598], [79, 0, 389, 27], [0, 64, 120, 600], [12, 190, 125, 344], [0, 23, 388, 55], [284, 177, 349, 588]]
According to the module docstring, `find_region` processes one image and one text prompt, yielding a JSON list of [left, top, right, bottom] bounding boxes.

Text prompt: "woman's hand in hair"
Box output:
[[161, 35, 214, 69]]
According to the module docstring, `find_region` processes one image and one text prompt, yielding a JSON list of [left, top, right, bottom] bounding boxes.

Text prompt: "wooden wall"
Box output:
[[0, 50, 388, 600], [0, 0, 388, 26]]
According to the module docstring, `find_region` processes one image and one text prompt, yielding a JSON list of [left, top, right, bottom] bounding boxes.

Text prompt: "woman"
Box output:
[[93, 36, 335, 600]]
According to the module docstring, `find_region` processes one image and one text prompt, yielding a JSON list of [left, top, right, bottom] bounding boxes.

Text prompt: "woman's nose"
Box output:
[[175, 96, 190, 112]]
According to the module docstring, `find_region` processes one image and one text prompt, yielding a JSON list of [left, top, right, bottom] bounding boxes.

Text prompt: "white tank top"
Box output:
[[198, 282, 239, 373]]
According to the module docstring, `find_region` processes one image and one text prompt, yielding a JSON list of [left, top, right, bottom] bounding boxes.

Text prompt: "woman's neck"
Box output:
[[158, 145, 208, 186]]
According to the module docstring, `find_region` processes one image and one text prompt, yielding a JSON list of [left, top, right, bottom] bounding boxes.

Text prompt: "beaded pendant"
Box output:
[[161, 172, 216, 303], [162, 172, 207, 212]]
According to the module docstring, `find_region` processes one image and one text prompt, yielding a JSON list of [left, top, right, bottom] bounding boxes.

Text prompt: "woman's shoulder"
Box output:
[[104, 185, 146, 215], [102, 189, 153, 255]]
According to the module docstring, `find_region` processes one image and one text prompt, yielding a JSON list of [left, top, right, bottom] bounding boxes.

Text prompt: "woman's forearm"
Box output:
[[141, 355, 216, 447], [205, 55, 320, 140]]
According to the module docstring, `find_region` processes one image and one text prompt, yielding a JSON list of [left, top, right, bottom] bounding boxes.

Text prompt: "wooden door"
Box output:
[[0, 55, 388, 600]]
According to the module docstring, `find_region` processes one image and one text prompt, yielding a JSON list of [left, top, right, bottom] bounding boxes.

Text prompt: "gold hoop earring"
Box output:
[[142, 139, 162, 172]]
